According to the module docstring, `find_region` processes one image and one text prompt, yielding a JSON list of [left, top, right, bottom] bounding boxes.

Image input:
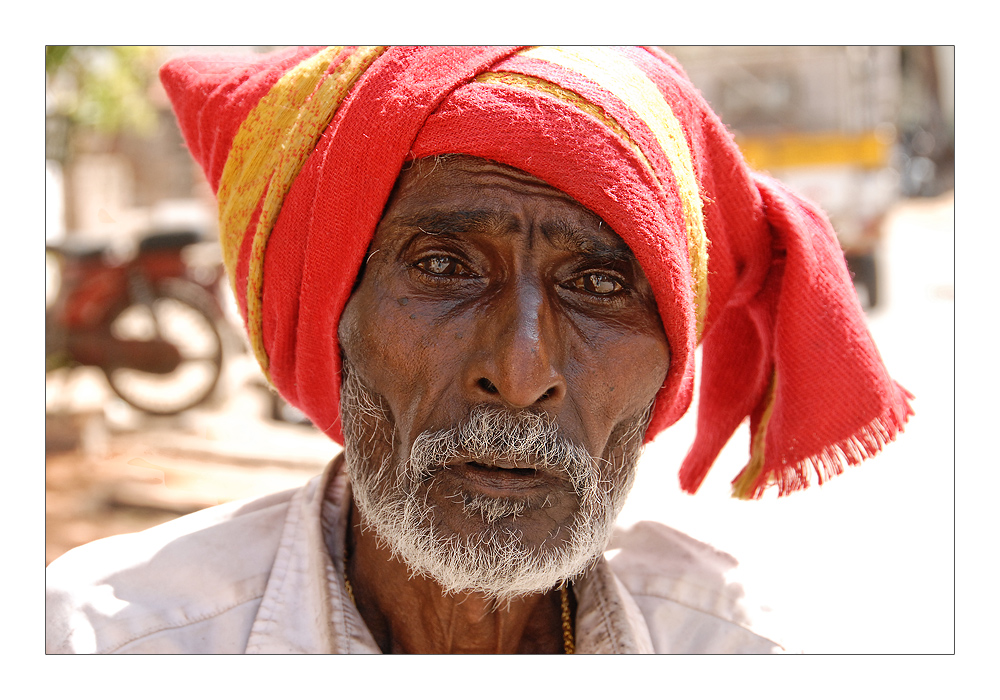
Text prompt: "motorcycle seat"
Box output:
[[138, 230, 202, 253]]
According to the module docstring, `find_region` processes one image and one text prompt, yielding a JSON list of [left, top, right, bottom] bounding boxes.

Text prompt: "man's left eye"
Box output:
[[572, 272, 624, 295], [415, 256, 468, 276]]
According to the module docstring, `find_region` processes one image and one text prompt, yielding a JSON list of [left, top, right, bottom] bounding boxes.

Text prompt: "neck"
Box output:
[[346, 499, 567, 654]]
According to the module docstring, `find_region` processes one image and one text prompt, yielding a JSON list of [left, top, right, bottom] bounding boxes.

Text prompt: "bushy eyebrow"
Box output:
[[396, 209, 518, 235], [396, 208, 635, 262], [540, 220, 635, 262]]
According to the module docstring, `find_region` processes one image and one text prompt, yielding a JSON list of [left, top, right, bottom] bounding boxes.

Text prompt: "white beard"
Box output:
[[340, 366, 649, 602]]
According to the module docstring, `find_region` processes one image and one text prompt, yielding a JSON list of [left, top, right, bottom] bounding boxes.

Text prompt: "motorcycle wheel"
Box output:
[[102, 281, 224, 415]]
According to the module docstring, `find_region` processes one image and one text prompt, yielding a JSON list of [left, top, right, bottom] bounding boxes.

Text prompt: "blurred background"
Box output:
[[44, 46, 954, 653]]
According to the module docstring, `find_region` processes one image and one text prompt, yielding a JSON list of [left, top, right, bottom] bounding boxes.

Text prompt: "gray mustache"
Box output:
[[408, 405, 598, 491]]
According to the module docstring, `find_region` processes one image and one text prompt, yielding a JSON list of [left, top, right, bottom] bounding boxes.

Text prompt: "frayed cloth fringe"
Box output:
[[736, 382, 914, 500]]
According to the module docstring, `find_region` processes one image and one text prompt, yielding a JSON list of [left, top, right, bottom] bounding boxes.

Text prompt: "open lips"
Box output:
[[443, 457, 559, 494]]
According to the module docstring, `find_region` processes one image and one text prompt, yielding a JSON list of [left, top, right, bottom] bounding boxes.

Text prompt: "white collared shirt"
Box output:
[[46, 461, 784, 654]]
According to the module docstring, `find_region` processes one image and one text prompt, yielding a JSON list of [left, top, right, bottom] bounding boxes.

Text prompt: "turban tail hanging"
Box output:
[[160, 46, 912, 499]]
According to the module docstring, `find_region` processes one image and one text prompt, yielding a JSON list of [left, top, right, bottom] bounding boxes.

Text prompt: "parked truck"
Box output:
[[664, 46, 903, 308]]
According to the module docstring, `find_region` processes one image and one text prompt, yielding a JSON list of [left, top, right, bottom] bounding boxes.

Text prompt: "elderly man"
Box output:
[[45, 47, 912, 654]]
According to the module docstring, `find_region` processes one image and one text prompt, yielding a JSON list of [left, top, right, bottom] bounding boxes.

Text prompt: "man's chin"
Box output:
[[393, 527, 606, 602], [359, 489, 611, 601]]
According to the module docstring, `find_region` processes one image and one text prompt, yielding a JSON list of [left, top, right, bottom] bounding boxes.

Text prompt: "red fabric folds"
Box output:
[[680, 174, 913, 497]]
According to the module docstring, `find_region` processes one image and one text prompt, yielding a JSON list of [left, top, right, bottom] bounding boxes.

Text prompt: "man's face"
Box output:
[[338, 155, 670, 599]]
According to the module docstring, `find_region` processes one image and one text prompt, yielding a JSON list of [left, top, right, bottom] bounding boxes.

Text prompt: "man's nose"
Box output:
[[465, 280, 567, 409]]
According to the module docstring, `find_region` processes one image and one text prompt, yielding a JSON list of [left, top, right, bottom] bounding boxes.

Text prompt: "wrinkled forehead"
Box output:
[[377, 154, 636, 259]]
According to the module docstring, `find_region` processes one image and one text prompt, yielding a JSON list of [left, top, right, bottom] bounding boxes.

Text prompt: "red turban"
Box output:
[[160, 46, 912, 499]]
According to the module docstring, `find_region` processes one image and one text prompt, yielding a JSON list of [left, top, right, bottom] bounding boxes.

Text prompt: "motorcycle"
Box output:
[[46, 228, 227, 415]]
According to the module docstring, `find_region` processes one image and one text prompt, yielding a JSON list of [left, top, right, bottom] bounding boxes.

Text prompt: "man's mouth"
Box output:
[[443, 459, 551, 494]]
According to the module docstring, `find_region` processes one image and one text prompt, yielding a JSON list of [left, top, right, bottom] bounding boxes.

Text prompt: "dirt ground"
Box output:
[[44, 361, 333, 565], [46, 442, 183, 565]]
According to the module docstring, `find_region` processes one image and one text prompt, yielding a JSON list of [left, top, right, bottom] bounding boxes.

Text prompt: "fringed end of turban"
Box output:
[[731, 380, 915, 500]]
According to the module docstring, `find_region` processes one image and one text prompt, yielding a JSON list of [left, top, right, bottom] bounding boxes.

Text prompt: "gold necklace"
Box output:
[[559, 583, 575, 654], [342, 559, 575, 654]]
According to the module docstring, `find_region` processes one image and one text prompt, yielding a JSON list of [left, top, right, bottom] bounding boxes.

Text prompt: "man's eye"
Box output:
[[415, 255, 467, 276], [573, 272, 624, 295]]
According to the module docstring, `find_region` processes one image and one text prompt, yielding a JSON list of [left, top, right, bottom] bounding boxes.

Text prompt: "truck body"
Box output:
[[664, 46, 903, 308]]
